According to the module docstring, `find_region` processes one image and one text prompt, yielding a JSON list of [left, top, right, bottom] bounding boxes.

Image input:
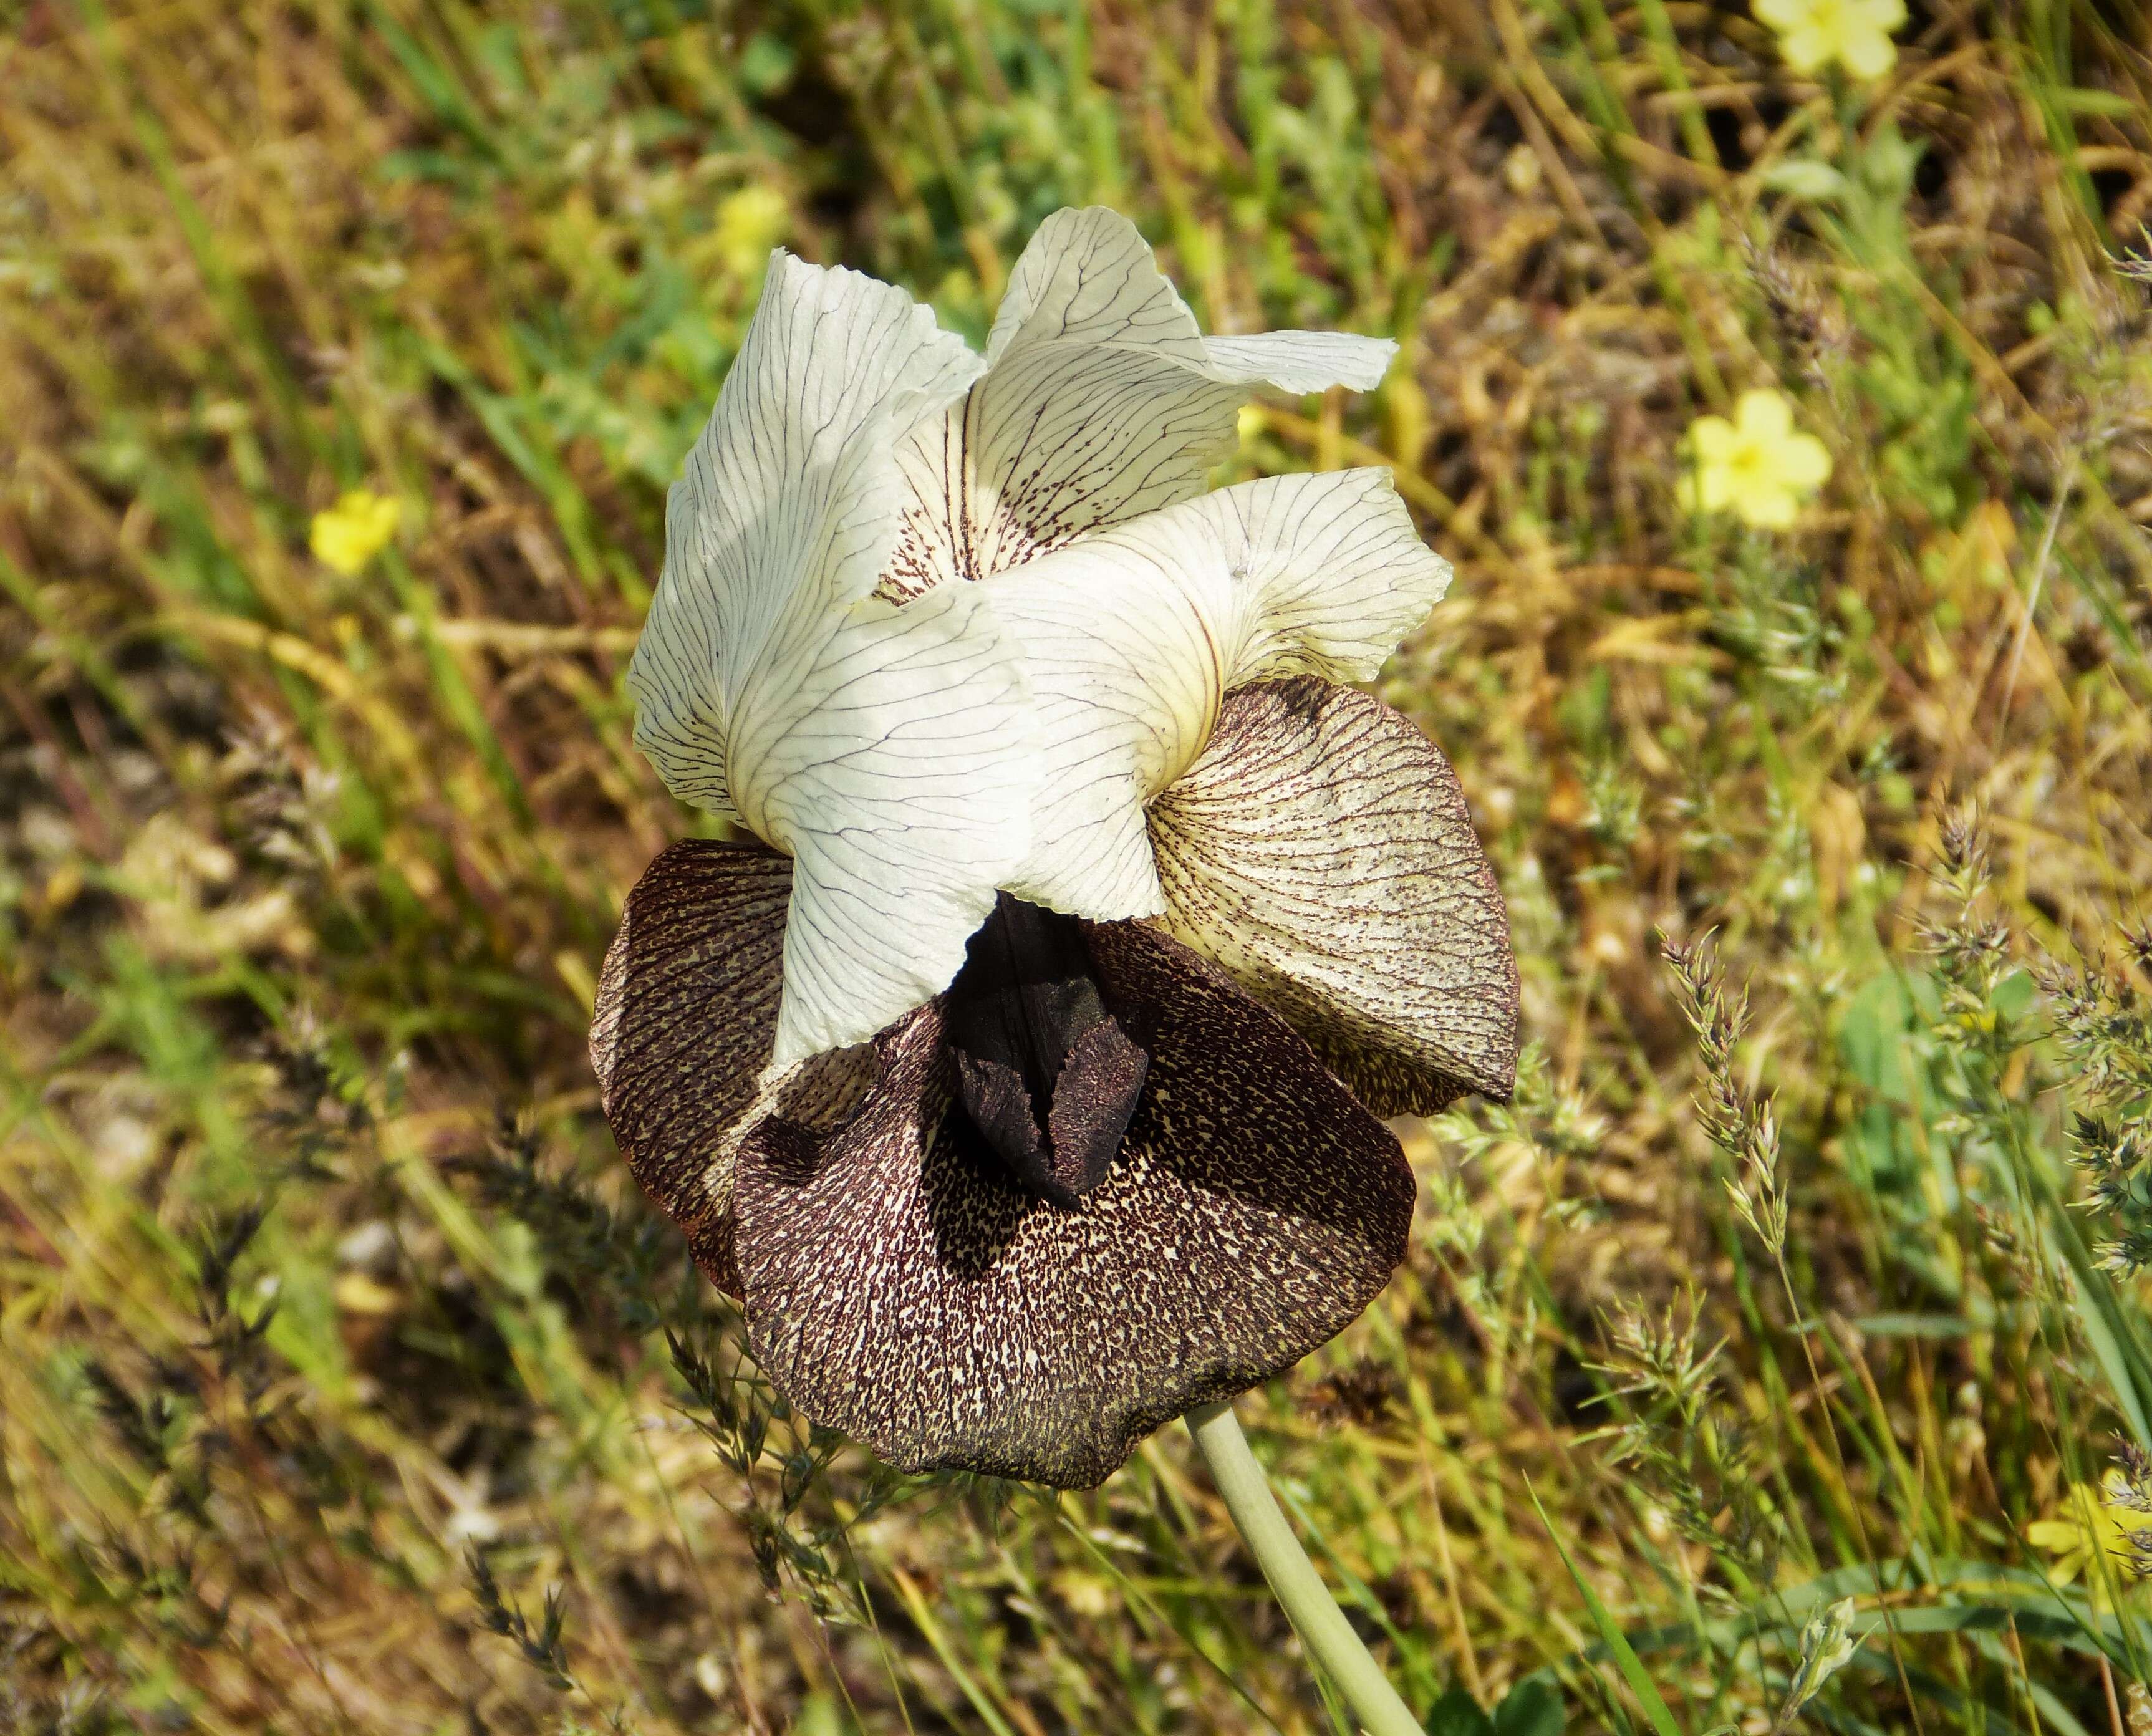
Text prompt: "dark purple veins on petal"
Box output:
[[943, 894, 1147, 1208]]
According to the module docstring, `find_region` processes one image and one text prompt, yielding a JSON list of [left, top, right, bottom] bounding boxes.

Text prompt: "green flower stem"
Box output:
[[1184, 1401, 1424, 1736]]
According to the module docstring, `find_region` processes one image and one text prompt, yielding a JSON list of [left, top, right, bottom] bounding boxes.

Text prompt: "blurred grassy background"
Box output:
[[5, 0, 2152, 1730]]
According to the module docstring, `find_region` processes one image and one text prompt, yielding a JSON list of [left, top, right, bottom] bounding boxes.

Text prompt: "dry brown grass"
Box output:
[[6, 0, 2152, 1730]]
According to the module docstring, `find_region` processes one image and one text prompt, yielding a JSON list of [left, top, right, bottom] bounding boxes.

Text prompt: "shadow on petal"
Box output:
[[592, 837, 871, 1292], [731, 925, 1414, 1488]]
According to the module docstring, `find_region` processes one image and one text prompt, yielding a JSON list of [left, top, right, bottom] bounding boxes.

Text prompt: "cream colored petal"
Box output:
[[985, 206, 1209, 362], [1732, 480, 1800, 529], [629, 253, 1036, 1064], [990, 469, 1449, 919], [1688, 415, 1738, 463], [1149, 677, 1519, 1114], [1696, 462, 1737, 513], [1778, 22, 1833, 71], [1202, 330, 1395, 394], [885, 208, 1397, 596], [730, 581, 1038, 1067], [632, 250, 983, 811]]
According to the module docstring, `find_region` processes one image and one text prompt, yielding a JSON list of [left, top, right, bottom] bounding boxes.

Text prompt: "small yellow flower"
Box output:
[[714, 184, 789, 281], [1678, 389, 1833, 529], [2027, 1477, 2152, 1606], [1755, 0, 1906, 80], [309, 489, 401, 576]]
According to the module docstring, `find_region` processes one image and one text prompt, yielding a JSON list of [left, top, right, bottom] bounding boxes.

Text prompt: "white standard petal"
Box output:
[[883, 208, 1398, 597], [989, 468, 1449, 920], [627, 251, 1038, 1064], [736, 581, 1037, 1068], [1201, 331, 1394, 394]]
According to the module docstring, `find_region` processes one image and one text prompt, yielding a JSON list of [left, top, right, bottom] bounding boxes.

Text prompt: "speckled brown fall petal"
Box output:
[[591, 837, 872, 1289], [728, 922, 1416, 1488], [1148, 676, 1520, 1116]]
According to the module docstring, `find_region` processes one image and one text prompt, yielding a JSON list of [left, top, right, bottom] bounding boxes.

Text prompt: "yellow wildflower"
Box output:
[[714, 184, 789, 281], [1678, 388, 1833, 530], [2027, 1477, 2152, 1606], [1755, 0, 1906, 80], [309, 489, 401, 576]]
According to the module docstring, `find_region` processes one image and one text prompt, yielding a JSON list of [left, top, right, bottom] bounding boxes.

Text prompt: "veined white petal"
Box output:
[[740, 580, 1037, 1067], [632, 251, 983, 811], [990, 468, 1449, 920], [984, 205, 1211, 366], [884, 208, 1398, 597], [1202, 330, 1395, 394], [629, 252, 1035, 1064]]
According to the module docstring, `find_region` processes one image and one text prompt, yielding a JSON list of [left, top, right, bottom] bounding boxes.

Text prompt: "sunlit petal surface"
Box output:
[[989, 468, 1450, 918], [885, 207, 1395, 597], [1681, 388, 1831, 531], [628, 253, 1036, 1063], [740, 582, 1037, 1066]]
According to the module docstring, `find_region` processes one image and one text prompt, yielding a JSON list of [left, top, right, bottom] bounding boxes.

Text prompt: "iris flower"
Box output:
[[594, 208, 1518, 1488]]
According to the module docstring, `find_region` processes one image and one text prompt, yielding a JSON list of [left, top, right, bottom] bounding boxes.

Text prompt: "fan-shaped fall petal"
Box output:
[[1149, 678, 1519, 1114], [626, 253, 1037, 1065], [590, 839, 875, 1283], [988, 468, 1450, 919], [730, 922, 1416, 1488], [884, 207, 1396, 598]]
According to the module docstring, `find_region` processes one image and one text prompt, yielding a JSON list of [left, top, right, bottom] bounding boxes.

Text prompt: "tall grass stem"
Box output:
[[1185, 1402, 1423, 1736]]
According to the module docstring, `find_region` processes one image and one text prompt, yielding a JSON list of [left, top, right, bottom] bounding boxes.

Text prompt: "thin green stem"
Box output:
[[1185, 1401, 1423, 1736]]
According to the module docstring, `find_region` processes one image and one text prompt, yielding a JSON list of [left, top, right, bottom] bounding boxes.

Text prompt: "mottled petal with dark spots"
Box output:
[[730, 923, 1415, 1488], [1148, 676, 1520, 1116], [591, 838, 873, 1290]]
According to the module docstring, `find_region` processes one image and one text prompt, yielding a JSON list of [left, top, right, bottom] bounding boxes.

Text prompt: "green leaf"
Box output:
[[1525, 1480, 1684, 1736], [1426, 1687, 1495, 1736], [1493, 1677, 1566, 1736], [2052, 87, 2143, 117], [1762, 160, 1846, 201], [1837, 972, 1913, 1101]]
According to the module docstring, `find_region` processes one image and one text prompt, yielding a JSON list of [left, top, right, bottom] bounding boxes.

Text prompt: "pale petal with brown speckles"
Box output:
[[883, 207, 1394, 599], [626, 253, 1037, 1066], [1150, 677, 1519, 1115], [730, 923, 1416, 1488], [988, 469, 1451, 920]]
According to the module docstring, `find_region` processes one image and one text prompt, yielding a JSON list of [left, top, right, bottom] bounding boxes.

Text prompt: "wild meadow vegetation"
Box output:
[[5, 0, 2152, 1730]]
